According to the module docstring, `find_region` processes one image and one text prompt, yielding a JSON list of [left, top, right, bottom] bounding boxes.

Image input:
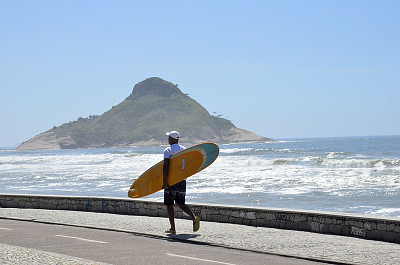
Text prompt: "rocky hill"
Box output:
[[17, 77, 273, 150]]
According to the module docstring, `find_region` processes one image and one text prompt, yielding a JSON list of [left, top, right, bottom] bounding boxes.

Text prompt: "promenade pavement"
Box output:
[[1, 208, 400, 265]]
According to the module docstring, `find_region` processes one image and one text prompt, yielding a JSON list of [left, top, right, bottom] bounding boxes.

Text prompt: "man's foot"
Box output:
[[165, 229, 176, 235], [193, 216, 200, 232]]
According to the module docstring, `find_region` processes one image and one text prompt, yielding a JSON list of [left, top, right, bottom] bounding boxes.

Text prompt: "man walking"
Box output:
[[163, 131, 200, 234]]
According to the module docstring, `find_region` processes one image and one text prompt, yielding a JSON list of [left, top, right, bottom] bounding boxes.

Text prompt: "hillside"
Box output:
[[17, 77, 273, 150]]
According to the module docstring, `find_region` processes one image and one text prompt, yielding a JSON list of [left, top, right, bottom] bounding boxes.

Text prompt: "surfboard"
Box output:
[[128, 142, 219, 198]]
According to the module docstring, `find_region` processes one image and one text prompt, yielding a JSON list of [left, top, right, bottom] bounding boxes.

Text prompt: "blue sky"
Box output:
[[1, 1, 399, 147]]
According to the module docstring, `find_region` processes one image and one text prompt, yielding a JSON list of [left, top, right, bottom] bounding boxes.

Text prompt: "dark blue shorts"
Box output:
[[164, 180, 186, 206]]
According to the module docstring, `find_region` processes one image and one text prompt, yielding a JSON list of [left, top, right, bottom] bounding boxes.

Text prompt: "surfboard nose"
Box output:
[[128, 188, 137, 198]]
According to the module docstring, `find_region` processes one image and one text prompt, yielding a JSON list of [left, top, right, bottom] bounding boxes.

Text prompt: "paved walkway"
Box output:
[[0, 242, 110, 265], [1, 208, 400, 265]]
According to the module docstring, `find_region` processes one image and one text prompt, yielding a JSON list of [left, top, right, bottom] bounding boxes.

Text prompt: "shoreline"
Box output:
[[1, 191, 399, 220], [1, 192, 400, 222]]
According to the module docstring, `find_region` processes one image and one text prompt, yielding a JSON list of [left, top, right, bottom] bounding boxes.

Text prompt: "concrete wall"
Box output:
[[0, 194, 399, 244]]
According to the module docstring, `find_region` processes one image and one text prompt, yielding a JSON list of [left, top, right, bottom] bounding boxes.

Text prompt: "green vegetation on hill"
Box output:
[[51, 77, 236, 148]]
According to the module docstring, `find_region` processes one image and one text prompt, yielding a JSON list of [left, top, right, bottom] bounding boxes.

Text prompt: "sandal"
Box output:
[[165, 229, 176, 234], [193, 216, 200, 232]]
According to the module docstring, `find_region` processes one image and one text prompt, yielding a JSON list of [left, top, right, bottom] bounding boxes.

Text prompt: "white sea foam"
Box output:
[[368, 208, 400, 218], [220, 148, 253, 154]]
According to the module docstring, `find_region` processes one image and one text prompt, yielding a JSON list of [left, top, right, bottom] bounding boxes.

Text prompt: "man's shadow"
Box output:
[[166, 233, 199, 240]]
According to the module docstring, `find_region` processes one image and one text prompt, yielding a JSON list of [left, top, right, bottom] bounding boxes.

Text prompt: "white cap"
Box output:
[[166, 131, 180, 140]]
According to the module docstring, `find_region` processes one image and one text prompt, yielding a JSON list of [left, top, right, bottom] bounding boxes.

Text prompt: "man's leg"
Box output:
[[166, 205, 176, 233], [164, 190, 176, 234], [177, 203, 195, 221], [175, 187, 195, 221], [178, 203, 200, 232]]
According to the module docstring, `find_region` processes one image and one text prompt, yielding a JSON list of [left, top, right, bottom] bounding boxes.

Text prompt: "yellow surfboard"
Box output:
[[128, 142, 219, 198]]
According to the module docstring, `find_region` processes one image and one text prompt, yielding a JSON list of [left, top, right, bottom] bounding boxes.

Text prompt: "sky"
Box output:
[[1, 0, 399, 147]]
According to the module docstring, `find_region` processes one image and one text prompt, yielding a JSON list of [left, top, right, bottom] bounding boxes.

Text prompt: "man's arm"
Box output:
[[163, 158, 170, 189]]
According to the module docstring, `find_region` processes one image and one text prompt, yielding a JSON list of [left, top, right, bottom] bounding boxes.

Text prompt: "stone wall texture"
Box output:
[[1, 194, 399, 244]]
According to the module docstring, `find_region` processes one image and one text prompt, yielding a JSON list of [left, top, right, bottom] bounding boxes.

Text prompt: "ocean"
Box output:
[[1, 136, 399, 218]]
